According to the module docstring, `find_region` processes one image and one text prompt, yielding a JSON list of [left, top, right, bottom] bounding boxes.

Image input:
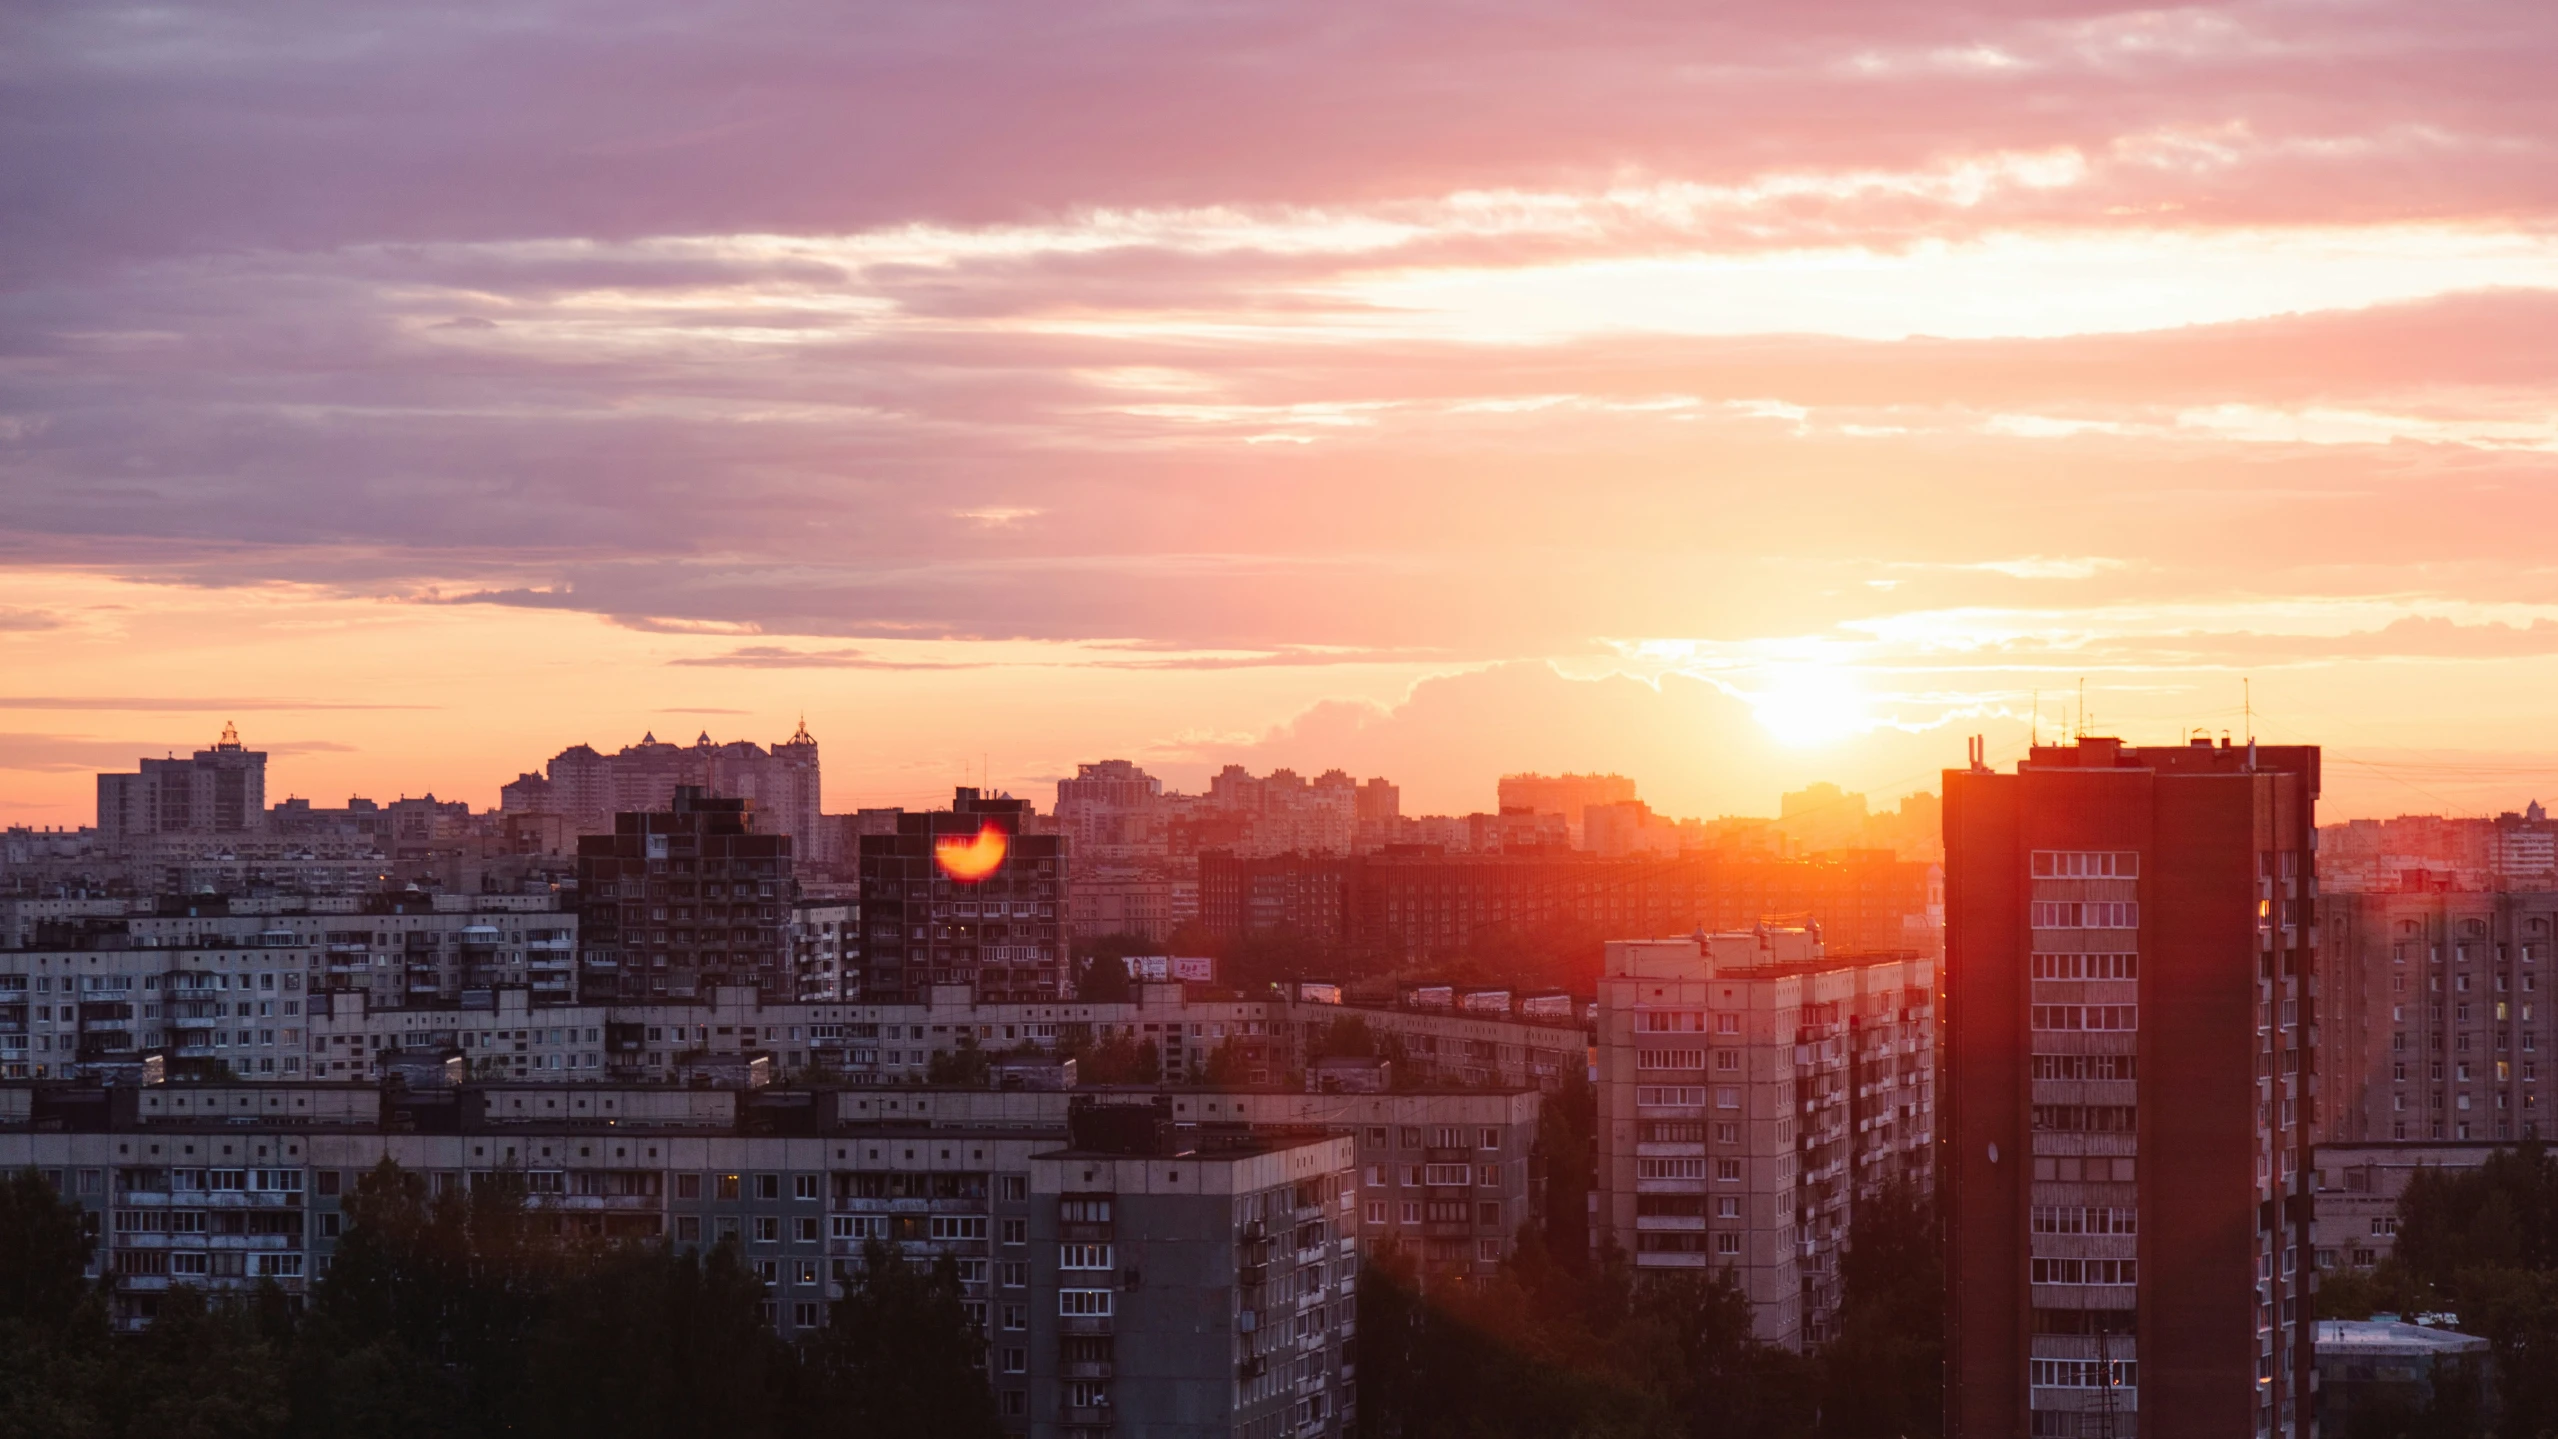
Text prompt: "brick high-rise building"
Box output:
[[577, 786, 795, 1001], [508, 724, 827, 871], [1942, 736, 2318, 1439], [855, 788, 1066, 1003]]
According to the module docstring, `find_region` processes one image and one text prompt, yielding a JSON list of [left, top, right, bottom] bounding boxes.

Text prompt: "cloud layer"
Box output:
[[7, 0, 2558, 819]]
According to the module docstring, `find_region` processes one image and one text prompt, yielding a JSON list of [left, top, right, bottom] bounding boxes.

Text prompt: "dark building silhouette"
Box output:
[[577, 786, 794, 1000], [1942, 736, 2318, 1439], [1198, 847, 1938, 959], [855, 788, 1065, 1003]]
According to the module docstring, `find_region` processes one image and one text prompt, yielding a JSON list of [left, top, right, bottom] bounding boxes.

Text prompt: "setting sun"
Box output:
[[1745, 666, 1870, 749]]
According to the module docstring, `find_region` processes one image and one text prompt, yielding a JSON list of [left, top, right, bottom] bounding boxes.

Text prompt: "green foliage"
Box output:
[[0, 1159, 1000, 1439], [0, 1168, 97, 1329], [1531, 1071, 1594, 1273], [1357, 1238, 1825, 1439], [1074, 953, 1133, 1003], [1067, 1030, 1161, 1084], [927, 1038, 992, 1086], [2384, 1141, 2558, 1436], [1310, 1014, 1376, 1061], [1817, 1179, 1941, 1439], [799, 1242, 1001, 1439], [1202, 1036, 1254, 1086]]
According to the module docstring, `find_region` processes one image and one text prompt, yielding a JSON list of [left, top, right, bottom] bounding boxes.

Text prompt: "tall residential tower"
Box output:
[[1942, 736, 2318, 1439]]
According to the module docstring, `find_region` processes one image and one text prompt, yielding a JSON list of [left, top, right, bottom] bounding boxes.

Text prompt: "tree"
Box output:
[[1202, 1036, 1254, 1086], [0, 1169, 96, 1330], [1817, 1178, 1942, 1438], [928, 1038, 992, 1087], [525, 1241, 783, 1439], [799, 1242, 1001, 1439], [1309, 1014, 1375, 1061], [1530, 1072, 1594, 1274]]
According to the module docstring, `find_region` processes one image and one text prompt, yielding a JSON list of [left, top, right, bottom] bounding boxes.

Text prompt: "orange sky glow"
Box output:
[[9, 3, 2558, 825]]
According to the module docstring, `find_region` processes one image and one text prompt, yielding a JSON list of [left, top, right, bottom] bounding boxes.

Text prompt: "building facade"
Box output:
[[2316, 888, 2558, 1144], [1943, 736, 2319, 1439], [507, 726, 827, 871], [1200, 848, 1941, 960], [1594, 930, 1935, 1349], [577, 787, 795, 1001], [96, 726, 268, 841], [856, 789, 1066, 1004]]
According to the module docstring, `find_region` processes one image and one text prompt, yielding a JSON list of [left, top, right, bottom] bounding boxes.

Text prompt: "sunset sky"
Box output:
[[9, 1, 2558, 825]]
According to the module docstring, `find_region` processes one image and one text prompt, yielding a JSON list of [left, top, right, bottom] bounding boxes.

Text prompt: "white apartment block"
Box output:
[[1595, 929, 1934, 1350]]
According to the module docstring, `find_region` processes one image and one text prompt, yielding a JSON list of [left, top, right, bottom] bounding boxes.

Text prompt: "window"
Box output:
[[1637, 1049, 1706, 1070], [1001, 1218, 1028, 1245], [792, 1302, 820, 1328], [1059, 1243, 1114, 1269], [1714, 1122, 1739, 1144], [1399, 1201, 1420, 1224], [1638, 1011, 1705, 1032], [2029, 1258, 2137, 1285], [753, 1216, 779, 1243], [2030, 953, 2138, 980], [1715, 1159, 1741, 1181], [832, 1215, 887, 1240], [1058, 1197, 1113, 1223], [1480, 1128, 1501, 1150], [2030, 1359, 2138, 1389], [929, 1215, 989, 1241], [2030, 1005, 2138, 1032], [1714, 1051, 1740, 1072], [756, 1174, 780, 1200], [1637, 1158, 1706, 1180], [1363, 1201, 1387, 1225], [794, 1216, 819, 1243], [2031, 851, 2138, 878], [1714, 1233, 1741, 1256], [676, 1173, 703, 1200], [1715, 1013, 1740, 1035], [1422, 1164, 1471, 1186], [794, 1174, 820, 1201], [2029, 901, 2139, 930], [1059, 1289, 1115, 1317], [716, 1174, 740, 1201], [1637, 1086, 1707, 1107], [1001, 1347, 1027, 1374], [1002, 1303, 1027, 1331], [999, 1261, 1028, 1288]]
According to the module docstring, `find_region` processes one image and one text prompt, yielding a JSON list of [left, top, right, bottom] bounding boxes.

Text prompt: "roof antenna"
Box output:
[[2244, 677, 2253, 744], [2031, 689, 2040, 747], [2076, 678, 2086, 741]]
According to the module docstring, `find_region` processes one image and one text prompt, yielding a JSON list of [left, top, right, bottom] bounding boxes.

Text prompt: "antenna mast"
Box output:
[[2244, 677, 2253, 743]]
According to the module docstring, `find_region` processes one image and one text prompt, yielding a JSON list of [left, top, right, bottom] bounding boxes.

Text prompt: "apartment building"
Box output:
[[578, 786, 794, 1001], [1943, 736, 2319, 1439], [96, 725, 267, 841], [862, 1086, 1536, 1283], [1594, 929, 1935, 1349], [791, 899, 855, 1001], [856, 788, 1068, 1004], [0, 1078, 1358, 1437], [1026, 1100, 1356, 1439], [1200, 848, 1941, 961], [2316, 888, 2558, 1143], [504, 724, 828, 872]]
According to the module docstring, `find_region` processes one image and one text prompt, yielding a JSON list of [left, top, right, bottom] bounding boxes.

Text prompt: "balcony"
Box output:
[[1060, 1359, 1114, 1380], [1060, 1407, 1114, 1428], [1058, 1315, 1114, 1337]]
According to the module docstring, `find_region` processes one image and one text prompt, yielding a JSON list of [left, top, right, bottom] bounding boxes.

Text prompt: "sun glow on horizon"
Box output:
[[1746, 666, 1873, 749]]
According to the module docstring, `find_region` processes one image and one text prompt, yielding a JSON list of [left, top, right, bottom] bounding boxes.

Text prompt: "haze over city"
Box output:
[[11, 6, 2558, 1439], [11, 3, 2558, 824]]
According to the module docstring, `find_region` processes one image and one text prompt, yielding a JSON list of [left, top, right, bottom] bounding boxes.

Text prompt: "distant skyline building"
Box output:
[[506, 725, 826, 870], [96, 725, 267, 841], [1497, 772, 1637, 847], [1943, 735, 2319, 1439]]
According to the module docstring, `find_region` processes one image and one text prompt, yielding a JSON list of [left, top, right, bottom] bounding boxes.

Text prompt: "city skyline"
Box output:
[[11, 5, 2558, 827]]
